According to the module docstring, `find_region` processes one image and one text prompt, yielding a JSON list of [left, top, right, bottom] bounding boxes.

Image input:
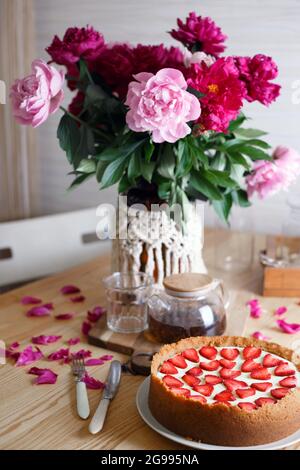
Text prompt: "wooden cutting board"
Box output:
[[88, 288, 250, 356]]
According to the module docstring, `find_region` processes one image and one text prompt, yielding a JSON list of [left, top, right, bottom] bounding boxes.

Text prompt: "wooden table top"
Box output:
[[1, 230, 300, 450]]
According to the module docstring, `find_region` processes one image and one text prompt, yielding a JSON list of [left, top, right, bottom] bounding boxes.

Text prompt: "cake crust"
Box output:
[[149, 336, 300, 447]]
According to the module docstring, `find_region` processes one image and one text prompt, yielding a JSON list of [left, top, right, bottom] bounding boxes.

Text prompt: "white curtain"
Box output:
[[0, 0, 37, 221]]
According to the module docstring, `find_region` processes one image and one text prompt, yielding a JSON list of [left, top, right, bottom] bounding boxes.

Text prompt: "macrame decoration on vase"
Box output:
[[112, 188, 207, 285]]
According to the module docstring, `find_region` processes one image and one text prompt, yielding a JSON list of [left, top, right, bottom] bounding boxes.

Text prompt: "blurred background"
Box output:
[[0, 0, 300, 286]]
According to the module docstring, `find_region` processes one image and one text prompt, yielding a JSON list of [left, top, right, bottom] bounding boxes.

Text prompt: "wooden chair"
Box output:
[[0, 208, 111, 290]]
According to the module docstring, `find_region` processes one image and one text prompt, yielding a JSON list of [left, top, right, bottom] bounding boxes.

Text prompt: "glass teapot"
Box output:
[[147, 273, 228, 344]]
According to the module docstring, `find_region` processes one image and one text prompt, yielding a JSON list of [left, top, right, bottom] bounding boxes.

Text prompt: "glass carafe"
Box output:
[[147, 273, 228, 344]]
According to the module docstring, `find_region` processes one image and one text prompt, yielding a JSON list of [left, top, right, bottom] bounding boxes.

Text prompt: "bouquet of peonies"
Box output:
[[10, 11, 300, 221]]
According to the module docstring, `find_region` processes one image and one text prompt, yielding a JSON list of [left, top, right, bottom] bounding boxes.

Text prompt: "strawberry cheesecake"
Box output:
[[149, 336, 300, 446]]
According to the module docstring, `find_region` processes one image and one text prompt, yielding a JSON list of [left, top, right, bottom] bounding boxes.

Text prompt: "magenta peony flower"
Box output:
[[10, 59, 64, 127], [125, 68, 201, 143], [133, 44, 184, 74], [68, 91, 85, 116], [46, 26, 105, 65], [170, 11, 227, 56], [235, 54, 281, 105], [94, 43, 135, 99], [187, 57, 245, 133], [246, 146, 300, 199]]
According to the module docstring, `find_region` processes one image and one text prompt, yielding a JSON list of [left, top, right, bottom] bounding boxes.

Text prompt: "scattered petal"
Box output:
[[26, 304, 52, 317], [21, 296, 42, 305], [246, 298, 263, 318], [70, 295, 85, 303], [82, 372, 105, 390], [48, 348, 69, 361], [55, 313, 74, 320], [32, 335, 62, 345], [43, 303, 54, 310], [277, 319, 300, 334], [87, 306, 106, 323], [8, 342, 20, 350], [67, 337, 80, 346], [60, 285, 81, 295], [15, 346, 43, 366], [100, 354, 113, 361], [85, 358, 105, 366], [28, 367, 58, 385], [252, 331, 271, 341], [81, 320, 92, 336], [71, 349, 92, 359], [274, 306, 287, 316]]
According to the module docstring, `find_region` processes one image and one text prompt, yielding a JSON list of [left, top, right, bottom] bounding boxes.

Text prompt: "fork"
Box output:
[[72, 357, 90, 419]]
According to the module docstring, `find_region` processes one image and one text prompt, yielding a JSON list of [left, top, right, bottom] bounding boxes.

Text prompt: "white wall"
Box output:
[[33, 0, 300, 234]]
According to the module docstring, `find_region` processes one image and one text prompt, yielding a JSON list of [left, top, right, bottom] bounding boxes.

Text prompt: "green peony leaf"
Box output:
[[190, 170, 223, 200], [234, 128, 268, 138]]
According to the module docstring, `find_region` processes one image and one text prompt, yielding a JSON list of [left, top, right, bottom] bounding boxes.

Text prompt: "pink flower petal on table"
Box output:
[[21, 296, 42, 305], [274, 306, 288, 316], [67, 337, 80, 346], [99, 354, 113, 361], [85, 358, 105, 366], [252, 331, 271, 341], [32, 335, 62, 345], [26, 304, 52, 317], [87, 306, 106, 323], [60, 285, 81, 295], [246, 298, 263, 318], [8, 342, 20, 350], [55, 313, 74, 320], [277, 319, 300, 334], [28, 367, 58, 385], [15, 346, 43, 366], [81, 320, 92, 335], [43, 302, 54, 310], [71, 349, 92, 359], [70, 295, 85, 303], [82, 372, 105, 390], [48, 348, 69, 361]]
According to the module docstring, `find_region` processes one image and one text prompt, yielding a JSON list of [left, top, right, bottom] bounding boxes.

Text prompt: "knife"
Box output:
[[88, 360, 122, 434]]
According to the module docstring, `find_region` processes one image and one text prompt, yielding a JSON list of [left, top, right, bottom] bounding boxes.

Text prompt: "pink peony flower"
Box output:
[[184, 51, 215, 68], [125, 68, 200, 143], [10, 59, 64, 127], [246, 146, 300, 199], [170, 11, 227, 56], [46, 26, 105, 65], [235, 54, 280, 105], [187, 57, 245, 133]]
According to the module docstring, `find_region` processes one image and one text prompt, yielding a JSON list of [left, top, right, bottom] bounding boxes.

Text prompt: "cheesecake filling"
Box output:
[[156, 346, 300, 407]]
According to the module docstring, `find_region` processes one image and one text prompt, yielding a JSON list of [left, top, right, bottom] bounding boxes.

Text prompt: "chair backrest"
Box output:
[[0, 208, 111, 288]]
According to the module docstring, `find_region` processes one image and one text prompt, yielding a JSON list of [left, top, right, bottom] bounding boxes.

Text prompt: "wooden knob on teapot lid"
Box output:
[[163, 273, 213, 293]]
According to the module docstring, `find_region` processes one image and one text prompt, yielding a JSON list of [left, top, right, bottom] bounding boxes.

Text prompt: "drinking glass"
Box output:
[[103, 272, 152, 333]]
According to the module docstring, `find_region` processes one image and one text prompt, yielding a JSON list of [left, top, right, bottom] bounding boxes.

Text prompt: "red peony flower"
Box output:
[[235, 54, 281, 105], [46, 26, 105, 66], [94, 43, 135, 99], [187, 57, 245, 133], [132, 44, 184, 75], [68, 91, 85, 116], [170, 11, 227, 56]]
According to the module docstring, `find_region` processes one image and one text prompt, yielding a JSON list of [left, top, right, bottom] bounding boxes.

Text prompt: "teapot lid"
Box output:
[[163, 273, 214, 295]]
